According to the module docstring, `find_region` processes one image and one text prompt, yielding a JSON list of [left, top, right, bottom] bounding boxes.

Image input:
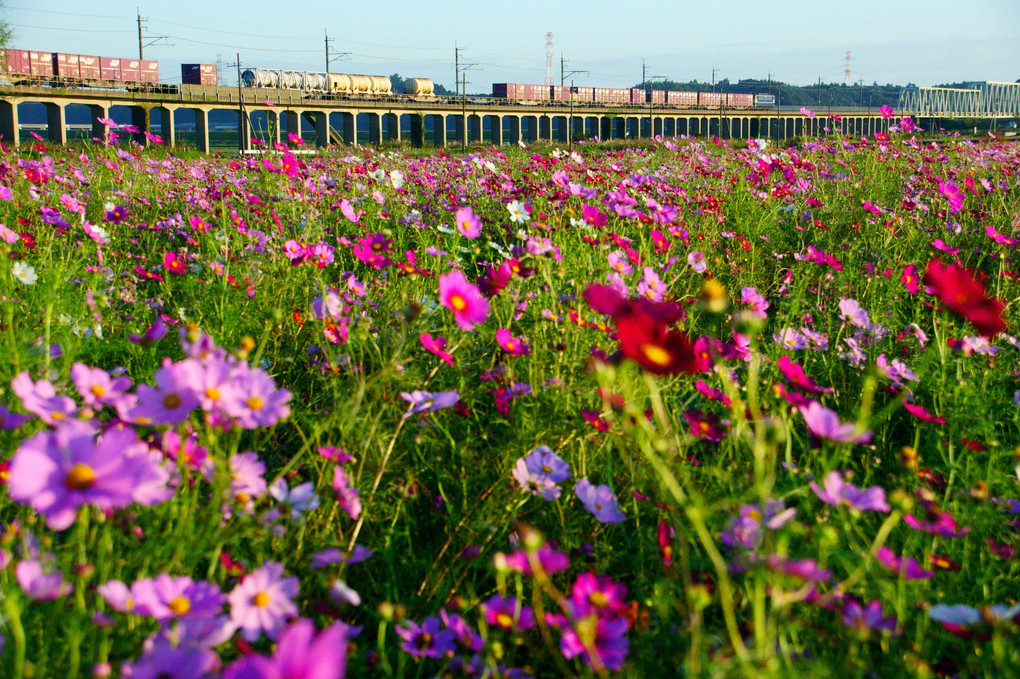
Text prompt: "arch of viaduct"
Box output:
[[0, 86, 893, 152]]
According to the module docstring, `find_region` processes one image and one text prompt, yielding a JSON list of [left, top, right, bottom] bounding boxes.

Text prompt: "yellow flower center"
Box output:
[[51, 411, 65, 421], [589, 591, 608, 608], [163, 393, 182, 409], [641, 344, 672, 367], [90, 384, 107, 397], [449, 294, 468, 312], [66, 463, 97, 490], [247, 396, 264, 411], [496, 612, 514, 628], [205, 387, 221, 402], [168, 596, 191, 615], [253, 592, 270, 608]]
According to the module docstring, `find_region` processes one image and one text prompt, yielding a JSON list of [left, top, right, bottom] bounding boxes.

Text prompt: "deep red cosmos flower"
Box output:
[[585, 284, 699, 376], [922, 259, 1006, 338]]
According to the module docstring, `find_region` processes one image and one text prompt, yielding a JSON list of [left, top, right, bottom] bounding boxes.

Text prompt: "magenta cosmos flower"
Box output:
[[7, 420, 165, 530], [438, 270, 488, 331], [810, 471, 890, 513], [228, 561, 300, 642], [875, 546, 933, 580], [223, 618, 348, 679], [419, 332, 455, 366], [496, 328, 531, 357]]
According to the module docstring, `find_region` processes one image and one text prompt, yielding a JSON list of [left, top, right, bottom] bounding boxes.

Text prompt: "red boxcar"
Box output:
[[630, 88, 645, 104], [140, 60, 159, 83], [182, 63, 217, 86], [574, 86, 594, 102], [100, 57, 121, 81], [78, 55, 100, 80], [605, 88, 629, 104], [1, 49, 30, 77], [729, 93, 753, 108], [54, 53, 80, 79], [29, 51, 54, 77], [699, 92, 722, 107], [667, 90, 697, 106], [549, 85, 568, 101], [120, 58, 141, 82], [649, 89, 666, 104]]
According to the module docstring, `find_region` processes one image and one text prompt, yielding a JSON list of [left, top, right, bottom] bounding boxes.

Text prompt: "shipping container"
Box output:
[[182, 63, 217, 86], [650, 89, 666, 104], [574, 86, 594, 102], [78, 55, 100, 80], [630, 88, 645, 104], [754, 94, 776, 107], [54, 53, 80, 79], [120, 59, 141, 82], [605, 88, 630, 104], [667, 90, 698, 106], [549, 85, 568, 101], [29, 51, 54, 77], [698, 91, 722, 107], [140, 60, 159, 83], [493, 83, 516, 99], [100, 57, 121, 81], [1, 49, 31, 77], [730, 93, 754, 108]]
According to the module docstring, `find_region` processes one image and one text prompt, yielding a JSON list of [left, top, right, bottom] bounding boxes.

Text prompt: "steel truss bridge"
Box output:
[[898, 81, 1019, 117]]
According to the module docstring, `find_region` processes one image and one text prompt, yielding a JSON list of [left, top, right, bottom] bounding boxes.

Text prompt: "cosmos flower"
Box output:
[[575, 479, 625, 524], [438, 270, 489, 331], [512, 445, 571, 500], [923, 259, 1006, 338], [223, 618, 348, 679], [12, 261, 37, 285], [400, 390, 459, 418], [228, 561, 300, 642], [809, 471, 890, 512], [875, 546, 933, 580], [454, 206, 482, 239], [132, 575, 225, 621], [419, 332, 455, 366], [496, 328, 531, 356], [396, 616, 456, 659]]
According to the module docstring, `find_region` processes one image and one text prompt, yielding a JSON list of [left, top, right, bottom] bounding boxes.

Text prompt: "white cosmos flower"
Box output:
[[12, 262, 37, 285], [506, 200, 530, 224]]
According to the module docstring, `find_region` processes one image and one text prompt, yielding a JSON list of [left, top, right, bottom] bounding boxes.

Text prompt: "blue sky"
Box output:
[[5, 1, 1018, 90]]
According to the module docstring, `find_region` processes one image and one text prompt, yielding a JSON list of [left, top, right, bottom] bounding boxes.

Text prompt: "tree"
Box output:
[[0, 1, 12, 51]]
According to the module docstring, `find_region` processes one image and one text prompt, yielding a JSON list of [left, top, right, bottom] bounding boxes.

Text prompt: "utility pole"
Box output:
[[324, 31, 350, 78], [137, 8, 144, 59], [455, 43, 460, 97], [569, 79, 574, 147], [236, 53, 245, 154], [325, 30, 331, 74], [461, 71, 469, 149]]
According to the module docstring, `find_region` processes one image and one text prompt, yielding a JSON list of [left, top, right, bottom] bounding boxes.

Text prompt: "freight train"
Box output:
[[494, 83, 773, 109], [1, 47, 773, 110]]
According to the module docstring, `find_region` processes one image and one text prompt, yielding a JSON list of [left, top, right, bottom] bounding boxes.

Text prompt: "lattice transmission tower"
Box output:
[[844, 51, 852, 85], [545, 32, 554, 87]]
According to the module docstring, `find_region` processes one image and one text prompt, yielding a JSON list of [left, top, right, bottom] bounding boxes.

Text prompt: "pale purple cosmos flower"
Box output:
[[11, 372, 77, 425], [400, 390, 459, 418], [799, 401, 872, 445], [513, 445, 571, 501], [607, 250, 632, 274], [228, 561, 300, 642], [560, 612, 629, 671], [70, 363, 133, 409], [929, 603, 1020, 635], [841, 600, 898, 635], [223, 365, 292, 429], [838, 299, 871, 329], [810, 471, 890, 512], [0, 404, 31, 430], [774, 327, 809, 351], [16, 558, 72, 600], [876, 354, 919, 386], [7, 420, 166, 530], [687, 250, 707, 273], [397, 616, 456, 659], [740, 287, 769, 319], [130, 360, 201, 426], [132, 574, 225, 620], [122, 640, 219, 679], [721, 500, 797, 551], [575, 479, 626, 523], [223, 618, 348, 679], [229, 451, 267, 507]]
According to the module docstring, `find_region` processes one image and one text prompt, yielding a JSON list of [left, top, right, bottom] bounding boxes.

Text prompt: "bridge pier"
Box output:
[[303, 111, 327, 148], [0, 100, 18, 147], [432, 114, 446, 147], [87, 104, 107, 142], [386, 113, 399, 143], [340, 113, 356, 146], [468, 114, 481, 144], [505, 116, 520, 145], [130, 106, 149, 146], [539, 115, 551, 141], [154, 107, 174, 147], [45, 103, 67, 145], [283, 111, 301, 144], [453, 114, 465, 147], [192, 108, 210, 154], [600, 117, 611, 140]]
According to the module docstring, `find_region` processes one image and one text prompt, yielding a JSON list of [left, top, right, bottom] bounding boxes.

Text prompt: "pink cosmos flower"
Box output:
[[228, 561, 300, 642], [229, 451, 267, 506], [740, 287, 769, 318], [687, 250, 707, 273], [222, 364, 292, 429], [222, 618, 348, 679], [875, 546, 933, 580], [799, 401, 872, 445], [163, 252, 187, 276], [419, 332, 455, 366], [582, 204, 608, 227], [7, 420, 165, 530], [559, 610, 629, 671], [937, 181, 965, 214], [800, 107, 815, 118], [438, 270, 488, 331], [332, 466, 362, 520], [16, 558, 72, 600], [454, 206, 482, 239], [496, 328, 531, 356], [880, 105, 894, 119]]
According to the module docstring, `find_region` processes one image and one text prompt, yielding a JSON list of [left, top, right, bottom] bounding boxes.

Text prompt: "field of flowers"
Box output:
[[0, 120, 1017, 678]]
